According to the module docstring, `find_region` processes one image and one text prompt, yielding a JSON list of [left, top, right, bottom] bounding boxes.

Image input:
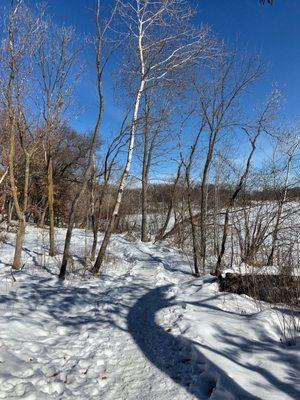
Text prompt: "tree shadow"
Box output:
[[0, 276, 147, 335], [1, 261, 298, 399], [205, 324, 300, 399], [127, 284, 261, 399]]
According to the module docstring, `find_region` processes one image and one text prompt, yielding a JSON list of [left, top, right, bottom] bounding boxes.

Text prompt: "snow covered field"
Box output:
[[0, 226, 299, 399]]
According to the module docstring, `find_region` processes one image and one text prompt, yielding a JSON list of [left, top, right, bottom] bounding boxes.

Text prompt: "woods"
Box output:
[[0, 0, 298, 284], [1, 1, 300, 399]]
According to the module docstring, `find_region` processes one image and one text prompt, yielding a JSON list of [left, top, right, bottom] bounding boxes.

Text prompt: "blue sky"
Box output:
[[1, 0, 300, 179], [39, 0, 300, 129], [199, 0, 300, 120]]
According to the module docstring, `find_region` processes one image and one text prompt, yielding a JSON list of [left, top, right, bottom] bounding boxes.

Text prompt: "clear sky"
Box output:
[[1, 0, 300, 177], [36, 0, 300, 130], [198, 0, 300, 121]]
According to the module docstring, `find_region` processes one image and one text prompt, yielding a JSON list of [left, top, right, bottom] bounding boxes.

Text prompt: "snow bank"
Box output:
[[0, 226, 298, 399]]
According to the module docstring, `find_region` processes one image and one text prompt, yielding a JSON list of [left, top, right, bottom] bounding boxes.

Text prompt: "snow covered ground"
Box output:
[[0, 226, 299, 399]]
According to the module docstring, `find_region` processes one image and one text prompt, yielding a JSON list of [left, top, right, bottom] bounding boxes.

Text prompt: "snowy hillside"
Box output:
[[0, 226, 299, 400]]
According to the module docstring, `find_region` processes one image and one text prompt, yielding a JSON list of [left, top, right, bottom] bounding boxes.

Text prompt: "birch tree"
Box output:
[[92, 0, 218, 274]]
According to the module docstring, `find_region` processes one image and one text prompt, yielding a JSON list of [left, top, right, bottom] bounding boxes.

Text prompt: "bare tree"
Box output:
[[215, 91, 280, 275], [267, 130, 300, 265], [92, 0, 218, 274], [155, 160, 183, 241], [137, 91, 172, 242], [179, 112, 205, 275], [35, 16, 81, 256], [191, 52, 264, 272], [58, 0, 118, 279], [2, 0, 42, 269], [89, 120, 127, 261]]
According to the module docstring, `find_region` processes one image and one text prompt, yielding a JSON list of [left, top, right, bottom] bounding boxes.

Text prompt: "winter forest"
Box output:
[[0, 0, 299, 399]]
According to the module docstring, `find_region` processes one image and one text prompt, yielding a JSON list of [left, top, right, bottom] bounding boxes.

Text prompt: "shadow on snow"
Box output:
[[127, 285, 299, 400]]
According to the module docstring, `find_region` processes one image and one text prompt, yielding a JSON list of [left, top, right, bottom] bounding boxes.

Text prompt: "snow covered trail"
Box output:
[[0, 227, 299, 399], [128, 285, 261, 400]]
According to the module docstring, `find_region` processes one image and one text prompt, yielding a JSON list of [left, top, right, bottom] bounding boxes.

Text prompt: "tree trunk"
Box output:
[[141, 171, 149, 242], [12, 216, 25, 269], [215, 133, 259, 275], [156, 204, 173, 242], [7, 200, 13, 228], [59, 220, 74, 278], [91, 222, 98, 261], [199, 153, 213, 272], [199, 183, 207, 268], [92, 78, 146, 275], [47, 155, 56, 256], [8, 123, 26, 269], [59, 0, 110, 279], [59, 102, 103, 279], [267, 158, 291, 266], [155, 162, 182, 242], [38, 209, 46, 228], [90, 187, 106, 262], [90, 162, 99, 262], [186, 177, 200, 276], [6, 1, 31, 269], [140, 108, 151, 242], [0, 192, 6, 221], [213, 180, 220, 256], [216, 210, 230, 275]]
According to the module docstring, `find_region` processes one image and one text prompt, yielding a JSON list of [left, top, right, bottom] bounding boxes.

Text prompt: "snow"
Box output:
[[222, 263, 300, 276], [0, 226, 299, 399]]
